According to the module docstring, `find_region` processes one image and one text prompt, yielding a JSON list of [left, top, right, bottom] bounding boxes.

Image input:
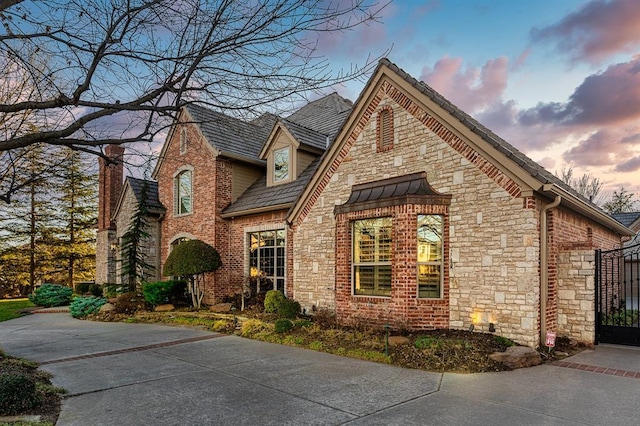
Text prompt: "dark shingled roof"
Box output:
[[223, 158, 321, 216], [286, 92, 353, 140], [185, 104, 275, 163], [612, 212, 640, 228], [126, 177, 164, 212], [280, 119, 329, 151]]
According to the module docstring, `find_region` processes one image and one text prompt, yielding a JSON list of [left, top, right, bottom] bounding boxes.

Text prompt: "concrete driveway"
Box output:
[[1, 312, 639, 425]]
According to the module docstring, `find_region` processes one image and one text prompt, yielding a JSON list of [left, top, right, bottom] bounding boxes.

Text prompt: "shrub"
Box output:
[[88, 284, 103, 297], [74, 282, 91, 295], [0, 373, 39, 415], [264, 290, 285, 314], [274, 318, 294, 333], [70, 297, 107, 318], [102, 284, 127, 298], [114, 292, 149, 314], [28, 284, 73, 307], [142, 280, 187, 306], [312, 308, 338, 328], [279, 298, 301, 319]]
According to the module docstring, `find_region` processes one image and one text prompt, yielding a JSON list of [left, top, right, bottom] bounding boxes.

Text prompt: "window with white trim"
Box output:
[[174, 170, 192, 215], [273, 147, 290, 182], [417, 214, 443, 298], [249, 229, 286, 294], [353, 217, 392, 297]]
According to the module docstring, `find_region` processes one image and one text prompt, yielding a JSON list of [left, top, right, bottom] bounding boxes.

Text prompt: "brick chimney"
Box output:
[[98, 145, 125, 231]]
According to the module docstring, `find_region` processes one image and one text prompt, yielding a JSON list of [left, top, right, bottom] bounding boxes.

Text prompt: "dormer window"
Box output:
[[273, 147, 290, 182], [180, 128, 188, 154]]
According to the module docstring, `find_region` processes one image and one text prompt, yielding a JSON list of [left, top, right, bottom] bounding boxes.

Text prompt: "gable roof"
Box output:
[[286, 92, 353, 140], [113, 177, 165, 221], [185, 104, 276, 164], [288, 58, 633, 236]]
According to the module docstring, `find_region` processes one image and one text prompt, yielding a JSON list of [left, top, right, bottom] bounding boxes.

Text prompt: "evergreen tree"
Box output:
[[120, 179, 154, 291], [51, 150, 98, 286]]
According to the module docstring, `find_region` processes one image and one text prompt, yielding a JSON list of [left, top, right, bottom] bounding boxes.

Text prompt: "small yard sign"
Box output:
[[545, 331, 556, 348]]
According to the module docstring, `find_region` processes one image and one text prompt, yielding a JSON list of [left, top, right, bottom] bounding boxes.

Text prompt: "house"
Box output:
[[96, 149, 164, 285], [612, 212, 640, 245], [96, 58, 634, 348]]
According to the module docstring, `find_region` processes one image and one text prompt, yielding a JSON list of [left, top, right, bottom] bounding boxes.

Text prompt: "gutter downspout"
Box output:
[[540, 195, 561, 347]]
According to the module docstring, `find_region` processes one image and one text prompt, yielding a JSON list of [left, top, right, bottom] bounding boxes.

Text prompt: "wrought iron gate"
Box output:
[[595, 241, 640, 345]]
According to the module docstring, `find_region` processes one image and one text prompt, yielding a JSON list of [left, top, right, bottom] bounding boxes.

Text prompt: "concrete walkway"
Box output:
[[1, 313, 639, 425]]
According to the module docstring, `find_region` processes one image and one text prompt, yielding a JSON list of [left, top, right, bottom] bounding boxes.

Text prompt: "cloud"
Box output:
[[531, 0, 640, 64], [615, 156, 640, 173], [419, 56, 509, 112], [517, 56, 640, 127], [563, 130, 633, 166]]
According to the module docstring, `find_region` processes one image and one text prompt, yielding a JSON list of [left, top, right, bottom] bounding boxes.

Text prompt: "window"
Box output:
[[174, 170, 192, 215], [377, 108, 393, 151], [353, 217, 392, 297], [249, 229, 286, 294], [180, 128, 188, 154], [171, 237, 189, 251], [417, 214, 443, 298], [273, 147, 289, 182]]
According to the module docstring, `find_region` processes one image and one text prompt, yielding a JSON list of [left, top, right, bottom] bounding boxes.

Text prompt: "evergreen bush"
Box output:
[[278, 298, 301, 319], [274, 318, 294, 333], [28, 284, 73, 307], [74, 282, 91, 295], [88, 284, 103, 297], [0, 373, 39, 415], [142, 280, 187, 306], [263, 290, 285, 313], [69, 296, 107, 318]]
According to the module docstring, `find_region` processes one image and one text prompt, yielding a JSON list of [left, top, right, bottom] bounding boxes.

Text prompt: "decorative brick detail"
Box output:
[[334, 204, 450, 330], [295, 83, 522, 227], [294, 90, 541, 346]]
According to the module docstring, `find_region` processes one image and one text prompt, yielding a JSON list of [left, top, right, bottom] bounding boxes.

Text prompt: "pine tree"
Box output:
[[52, 150, 98, 287], [120, 179, 154, 291]]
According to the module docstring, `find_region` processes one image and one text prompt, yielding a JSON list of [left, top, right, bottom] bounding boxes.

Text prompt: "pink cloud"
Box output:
[[419, 56, 508, 112], [563, 130, 634, 166], [615, 156, 640, 173], [518, 56, 640, 127], [531, 0, 640, 64]]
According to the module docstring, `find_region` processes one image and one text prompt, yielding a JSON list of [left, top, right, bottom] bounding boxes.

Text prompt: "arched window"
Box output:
[[174, 170, 192, 215]]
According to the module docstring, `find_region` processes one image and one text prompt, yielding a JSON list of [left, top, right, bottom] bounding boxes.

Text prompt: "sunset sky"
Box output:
[[319, 0, 640, 199]]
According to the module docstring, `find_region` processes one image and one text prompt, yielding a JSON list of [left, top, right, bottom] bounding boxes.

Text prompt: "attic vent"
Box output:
[[377, 107, 394, 152], [179, 127, 188, 154]]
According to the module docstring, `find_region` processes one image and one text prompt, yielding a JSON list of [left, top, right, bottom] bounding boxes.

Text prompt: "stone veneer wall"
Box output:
[[95, 230, 116, 284], [114, 187, 162, 284], [294, 82, 542, 347], [548, 207, 621, 344], [556, 250, 596, 343]]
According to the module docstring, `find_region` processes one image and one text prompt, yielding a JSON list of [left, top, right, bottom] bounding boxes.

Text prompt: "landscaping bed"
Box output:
[[91, 309, 587, 373]]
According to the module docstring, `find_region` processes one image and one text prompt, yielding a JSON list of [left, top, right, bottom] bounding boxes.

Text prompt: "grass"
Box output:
[[0, 299, 35, 322]]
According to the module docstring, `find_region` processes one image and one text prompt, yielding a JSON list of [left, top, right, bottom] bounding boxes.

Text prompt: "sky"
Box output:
[[315, 0, 640, 199]]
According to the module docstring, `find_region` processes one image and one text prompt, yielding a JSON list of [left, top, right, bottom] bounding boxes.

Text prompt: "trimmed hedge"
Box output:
[[28, 284, 72, 307], [264, 290, 285, 314]]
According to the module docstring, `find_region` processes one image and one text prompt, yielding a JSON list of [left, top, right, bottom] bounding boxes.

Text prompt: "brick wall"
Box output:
[[294, 84, 542, 346], [156, 120, 227, 304], [548, 207, 621, 344]]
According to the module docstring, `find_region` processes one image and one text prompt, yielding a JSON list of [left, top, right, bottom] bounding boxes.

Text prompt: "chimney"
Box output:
[[98, 145, 125, 231]]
